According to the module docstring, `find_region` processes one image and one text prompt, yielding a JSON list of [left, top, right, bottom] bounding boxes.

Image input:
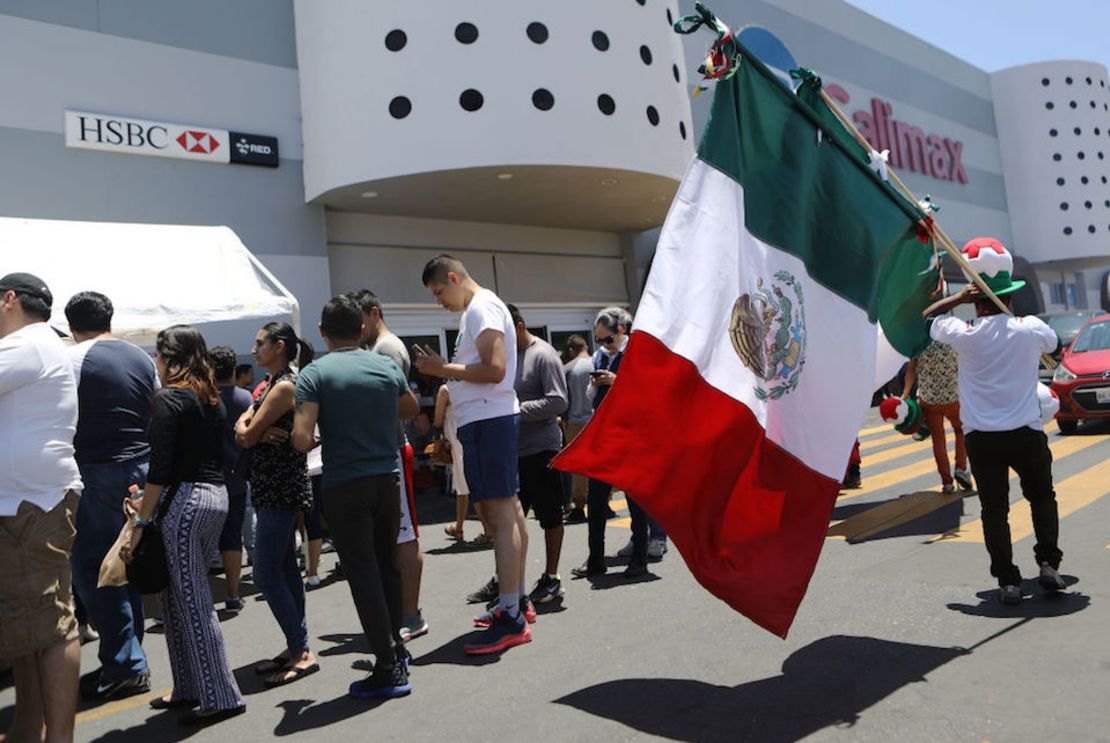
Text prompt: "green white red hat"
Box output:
[[961, 237, 1025, 296]]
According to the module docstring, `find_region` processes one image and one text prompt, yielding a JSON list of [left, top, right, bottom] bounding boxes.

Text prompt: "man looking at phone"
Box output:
[[415, 255, 530, 655]]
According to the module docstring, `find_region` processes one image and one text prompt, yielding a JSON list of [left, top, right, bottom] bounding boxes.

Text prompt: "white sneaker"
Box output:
[[78, 624, 99, 644], [306, 575, 321, 589], [1038, 563, 1066, 592], [616, 539, 635, 558], [647, 539, 668, 560], [999, 584, 1022, 605]]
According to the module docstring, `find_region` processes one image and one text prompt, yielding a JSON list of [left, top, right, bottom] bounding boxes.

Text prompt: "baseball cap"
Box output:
[[0, 272, 53, 307]]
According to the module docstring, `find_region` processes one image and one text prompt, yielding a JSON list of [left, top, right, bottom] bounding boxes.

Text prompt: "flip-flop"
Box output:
[[264, 663, 320, 688], [254, 655, 289, 675]]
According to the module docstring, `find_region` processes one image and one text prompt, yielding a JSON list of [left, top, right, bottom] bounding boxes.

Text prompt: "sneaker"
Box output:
[[464, 612, 531, 655], [616, 539, 635, 558], [528, 575, 565, 604], [954, 468, 973, 491], [305, 575, 321, 589], [474, 598, 536, 628], [570, 560, 606, 578], [1038, 563, 1066, 592], [78, 624, 99, 644], [647, 539, 667, 560], [83, 672, 151, 701], [320, 539, 335, 554], [564, 507, 587, 524], [224, 597, 244, 614], [623, 561, 649, 578], [466, 576, 499, 604], [999, 584, 1023, 605], [348, 661, 411, 700], [400, 612, 429, 642], [941, 483, 956, 495]]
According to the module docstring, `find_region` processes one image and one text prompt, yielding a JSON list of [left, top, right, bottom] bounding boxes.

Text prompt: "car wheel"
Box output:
[[1058, 419, 1079, 435]]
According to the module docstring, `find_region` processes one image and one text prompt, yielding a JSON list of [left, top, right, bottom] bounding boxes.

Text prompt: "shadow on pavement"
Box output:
[[87, 707, 206, 742], [316, 633, 370, 658], [408, 631, 506, 668], [554, 635, 968, 742], [828, 492, 965, 544], [272, 694, 385, 736], [947, 578, 1088, 619]]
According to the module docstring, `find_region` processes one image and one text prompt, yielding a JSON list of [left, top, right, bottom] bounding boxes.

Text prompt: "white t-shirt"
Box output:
[[0, 322, 83, 514], [930, 314, 1058, 433], [447, 288, 520, 428]]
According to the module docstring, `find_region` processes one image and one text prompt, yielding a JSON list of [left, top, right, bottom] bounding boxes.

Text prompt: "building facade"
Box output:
[[0, 0, 1106, 360]]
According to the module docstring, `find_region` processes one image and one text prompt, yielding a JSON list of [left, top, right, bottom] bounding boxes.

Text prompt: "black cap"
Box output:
[[0, 272, 53, 307]]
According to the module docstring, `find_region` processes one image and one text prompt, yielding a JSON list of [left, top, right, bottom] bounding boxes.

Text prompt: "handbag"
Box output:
[[423, 435, 453, 465], [125, 484, 179, 594]]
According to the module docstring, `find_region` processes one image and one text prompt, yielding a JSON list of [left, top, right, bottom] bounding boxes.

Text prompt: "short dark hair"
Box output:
[[506, 303, 525, 327], [347, 288, 384, 319], [64, 291, 113, 333], [421, 254, 469, 286], [235, 363, 254, 379], [320, 295, 363, 340], [566, 334, 587, 354], [210, 346, 237, 381], [15, 293, 51, 322]]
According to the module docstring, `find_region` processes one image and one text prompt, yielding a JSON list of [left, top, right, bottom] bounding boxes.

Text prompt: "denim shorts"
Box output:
[[457, 414, 520, 503]]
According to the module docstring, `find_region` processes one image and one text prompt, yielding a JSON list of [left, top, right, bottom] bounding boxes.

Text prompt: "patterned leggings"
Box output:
[[160, 482, 244, 712]]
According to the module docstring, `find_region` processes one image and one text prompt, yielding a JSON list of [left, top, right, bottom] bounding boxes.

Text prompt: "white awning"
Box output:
[[1, 217, 298, 346]]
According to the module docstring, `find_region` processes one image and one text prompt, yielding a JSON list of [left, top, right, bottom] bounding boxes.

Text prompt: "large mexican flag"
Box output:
[[553, 43, 939, 637]]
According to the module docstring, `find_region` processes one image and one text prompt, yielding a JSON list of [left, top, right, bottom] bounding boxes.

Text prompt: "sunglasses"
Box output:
[[595, 335, 616, 345]]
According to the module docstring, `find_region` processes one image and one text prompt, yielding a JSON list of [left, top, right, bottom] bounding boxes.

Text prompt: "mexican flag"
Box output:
[[553, 43, 939, 637]]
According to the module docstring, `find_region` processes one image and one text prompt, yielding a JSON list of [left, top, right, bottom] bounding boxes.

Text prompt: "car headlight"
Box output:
[[1053, 364, 1077, 383]]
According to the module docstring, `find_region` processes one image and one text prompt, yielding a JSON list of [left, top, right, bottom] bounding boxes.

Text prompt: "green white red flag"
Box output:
[[553, 19, 939, 637]]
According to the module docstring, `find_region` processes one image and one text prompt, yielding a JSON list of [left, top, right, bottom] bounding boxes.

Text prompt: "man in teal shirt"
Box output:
[[293, 295, 419, 700]]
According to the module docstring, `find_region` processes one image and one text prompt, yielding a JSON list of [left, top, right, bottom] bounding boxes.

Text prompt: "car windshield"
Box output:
[[1039, 311, 1102, 342], [1071, 320, 1110, 353]]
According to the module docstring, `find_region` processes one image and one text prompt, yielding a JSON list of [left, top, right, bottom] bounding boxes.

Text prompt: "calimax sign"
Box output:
[[825, 86, 968, 185], [64, 110, 279, 168]]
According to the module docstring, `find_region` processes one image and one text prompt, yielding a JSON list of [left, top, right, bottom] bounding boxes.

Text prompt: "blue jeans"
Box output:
[[71, 458, 149, 680], [252, 507, 309, 655]]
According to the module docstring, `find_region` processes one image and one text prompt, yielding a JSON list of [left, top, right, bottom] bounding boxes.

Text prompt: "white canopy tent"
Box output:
[[1, 217, 298, 347]]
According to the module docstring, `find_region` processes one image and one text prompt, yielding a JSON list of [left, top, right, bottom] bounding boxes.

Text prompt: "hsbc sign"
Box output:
[[64, 110, 278, 168]]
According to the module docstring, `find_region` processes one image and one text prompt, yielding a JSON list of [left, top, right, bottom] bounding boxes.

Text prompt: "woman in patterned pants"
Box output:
[[124, 325, 245, 724]]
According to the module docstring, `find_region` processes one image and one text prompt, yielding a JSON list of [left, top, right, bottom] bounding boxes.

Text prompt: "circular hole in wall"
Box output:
[[597, 93, 616, 115], [459, 89, 484, 111], [455, 22, 479, 44], [388, 96, 411, 119], [526, 22, 548, 44], [640, 45, 653, 65], [647, 105, 660, 126], [385, 29, 407, 51], [592, 31, 610, 51], [532, 88, 554, 111]]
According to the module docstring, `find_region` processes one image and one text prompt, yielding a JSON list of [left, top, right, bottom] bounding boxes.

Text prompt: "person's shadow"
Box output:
[[947, 577, 1088, 619], [554, 635, 968, 742]]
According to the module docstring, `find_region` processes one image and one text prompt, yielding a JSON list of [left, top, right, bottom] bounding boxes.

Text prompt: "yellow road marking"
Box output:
[[609, 517, 632, 528], [74, 689, 166, 725], [935, 453, 1110, 544], [858, 421, 893, 438], [840, 425, 1080, 502], [860, 429, 909, 453], [859, 435, 941, 467]]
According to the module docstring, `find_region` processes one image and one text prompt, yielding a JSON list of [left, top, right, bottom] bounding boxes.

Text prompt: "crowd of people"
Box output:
[[0, 256, 667, 740], [0, 237, 1070, 741]]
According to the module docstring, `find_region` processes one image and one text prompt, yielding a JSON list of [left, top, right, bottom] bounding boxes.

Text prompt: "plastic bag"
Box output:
[[97, 498, 139, 588]]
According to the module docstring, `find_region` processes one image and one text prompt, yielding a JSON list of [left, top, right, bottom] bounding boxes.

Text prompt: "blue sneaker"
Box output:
[[348, 660, 411, 699]]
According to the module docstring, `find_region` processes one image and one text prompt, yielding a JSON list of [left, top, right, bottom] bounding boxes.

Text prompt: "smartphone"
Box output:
[[411, 344, 428, 357], [589, 371, 604, 378]]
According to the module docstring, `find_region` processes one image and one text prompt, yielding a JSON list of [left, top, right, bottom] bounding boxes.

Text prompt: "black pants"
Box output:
[[586, 478, 649, 565], [965, 427, 1062, 587], [323, 474, 402, 664]]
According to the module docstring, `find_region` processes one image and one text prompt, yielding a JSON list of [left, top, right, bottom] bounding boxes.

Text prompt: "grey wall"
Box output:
[[0, 0, 297, 67]]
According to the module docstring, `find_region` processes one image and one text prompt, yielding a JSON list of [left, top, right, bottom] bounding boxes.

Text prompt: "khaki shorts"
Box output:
[[0, 490, 79, 658]]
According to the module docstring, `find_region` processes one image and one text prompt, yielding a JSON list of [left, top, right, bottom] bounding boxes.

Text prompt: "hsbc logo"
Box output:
[[65, 110, 277, 168], [176, 130, 221, 154]]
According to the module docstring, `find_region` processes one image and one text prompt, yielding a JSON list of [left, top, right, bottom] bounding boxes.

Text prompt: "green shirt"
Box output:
[[295, 349, 408, 489]]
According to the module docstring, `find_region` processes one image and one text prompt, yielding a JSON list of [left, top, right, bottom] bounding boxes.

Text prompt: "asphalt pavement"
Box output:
[[2, 411, 1109, 742]]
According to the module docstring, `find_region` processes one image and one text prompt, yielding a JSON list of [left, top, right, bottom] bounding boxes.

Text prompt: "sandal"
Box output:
[[150, 695, 197, 710], [254, 654, 290, 675], [469, 533, 494, 547], [264, 662, 320, 688], [444, 524, 464, 541]]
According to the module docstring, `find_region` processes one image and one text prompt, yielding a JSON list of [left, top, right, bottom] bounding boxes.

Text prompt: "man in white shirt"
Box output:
[[416, 255, 531, 655], [0, 273, 83, 743], [924, 238, 1065, 606]]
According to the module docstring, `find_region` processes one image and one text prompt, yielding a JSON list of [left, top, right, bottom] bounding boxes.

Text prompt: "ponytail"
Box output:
[[296, 339, 315, 370]]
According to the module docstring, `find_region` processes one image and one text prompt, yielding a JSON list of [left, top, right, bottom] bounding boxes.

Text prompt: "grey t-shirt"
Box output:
[[370, 331, 411, 447], [564, 355, 594, 425], [515, 337, 568, 457]]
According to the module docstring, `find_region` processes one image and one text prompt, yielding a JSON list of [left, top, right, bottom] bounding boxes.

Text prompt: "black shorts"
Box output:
[[518, 450, 564, 530]]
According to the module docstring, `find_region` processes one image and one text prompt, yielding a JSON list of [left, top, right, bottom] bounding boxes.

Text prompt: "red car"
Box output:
[[1052, 313, 1110, 434]]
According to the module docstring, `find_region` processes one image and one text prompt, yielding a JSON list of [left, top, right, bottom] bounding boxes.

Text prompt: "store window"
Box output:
[[1049, 282, 1067, 306]]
